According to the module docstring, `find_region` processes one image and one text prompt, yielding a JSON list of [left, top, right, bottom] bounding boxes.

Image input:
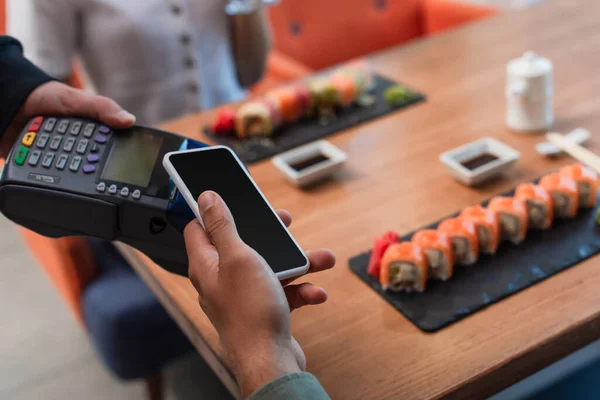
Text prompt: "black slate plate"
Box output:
[[203, 74, 425, 164], [349, 191, 600, 333]]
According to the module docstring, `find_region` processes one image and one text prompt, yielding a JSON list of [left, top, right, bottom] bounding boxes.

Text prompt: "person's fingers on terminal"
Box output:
[[59, 86, 136, 128], [276, 209, 292, 227], [281, 249, 336, 286], [198, 191, 242, 254], [285, 283, 328, 311]]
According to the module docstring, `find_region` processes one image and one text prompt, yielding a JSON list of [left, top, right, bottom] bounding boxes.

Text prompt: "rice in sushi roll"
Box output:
[[460, 205, 500, 255], [539, 173, 579, 218], [308, 78, 338, 115], [412, 230, 454, 281], [234, 102, 274, 139], [559, 163, 598, 208], [380, 242, 428, 292], [437, 218, 479, 266], [488, 197, 528, 244], [515, 183, 553, 229]]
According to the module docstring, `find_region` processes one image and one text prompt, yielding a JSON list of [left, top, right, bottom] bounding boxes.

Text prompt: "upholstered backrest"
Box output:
[[268, 0, 423, 70]]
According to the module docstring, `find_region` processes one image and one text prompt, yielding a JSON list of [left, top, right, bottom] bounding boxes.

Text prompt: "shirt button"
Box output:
[[188, 83, 199, 93], [184, 57, 195, 69], [171, 5, 181, 14], [180, 34, 191, 45]]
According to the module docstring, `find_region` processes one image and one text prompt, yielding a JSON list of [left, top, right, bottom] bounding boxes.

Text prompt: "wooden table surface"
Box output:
[[117, 1, 600, 398]]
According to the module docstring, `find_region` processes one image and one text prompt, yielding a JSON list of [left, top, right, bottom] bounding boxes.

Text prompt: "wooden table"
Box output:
[[117, 1, 600, 398]]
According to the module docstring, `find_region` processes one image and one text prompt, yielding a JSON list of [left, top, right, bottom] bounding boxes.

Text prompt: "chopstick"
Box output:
[[546, 133, 600, 174]]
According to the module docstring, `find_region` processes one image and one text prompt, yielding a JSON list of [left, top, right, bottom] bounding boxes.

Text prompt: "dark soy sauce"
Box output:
[[290, 154, 330, 171], [461, 153, 499, 170]]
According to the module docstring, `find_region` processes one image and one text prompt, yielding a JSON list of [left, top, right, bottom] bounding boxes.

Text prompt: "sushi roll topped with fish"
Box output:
[[309, 78, 339, 115], [412, 230, 454, 281], [539, 173, 579, 218], [515, 183, 554, 230], [329, 73, 359, 107], [488, 197, 528, 244], [460, 205, 500, 255], [380, 242, 428, 293], [559, 163, 598, 208], [437, 218, 479, 266], [234, 102, 274, 139]]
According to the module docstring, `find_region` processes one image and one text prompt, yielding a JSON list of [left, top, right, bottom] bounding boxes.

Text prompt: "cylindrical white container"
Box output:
[[505, 51, 553, 133]]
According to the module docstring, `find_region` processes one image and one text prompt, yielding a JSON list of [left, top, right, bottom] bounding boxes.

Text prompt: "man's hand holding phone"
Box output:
[[184, 191, 336, 398]]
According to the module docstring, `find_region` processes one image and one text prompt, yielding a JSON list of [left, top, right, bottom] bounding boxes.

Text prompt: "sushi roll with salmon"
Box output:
[[437, 218, 479, 265], [380, 242, 428, 292], [266, 87, 302, 124], [515, 183, 554, 229], [539, 173, 579, 218], [412, 230, 454, 281], [292, 85, 313, 117], [488, 197, 528, 244], [329, 73, 359, 107], [460, 205, 500, 255], [234, 102, 275, 139], [559, 163, 598, 208], [340, 60, 374, 94]]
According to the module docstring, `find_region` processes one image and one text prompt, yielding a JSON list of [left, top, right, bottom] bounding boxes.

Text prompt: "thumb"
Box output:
[[27, 82, 136, 128], [198, 191, 242, 253]]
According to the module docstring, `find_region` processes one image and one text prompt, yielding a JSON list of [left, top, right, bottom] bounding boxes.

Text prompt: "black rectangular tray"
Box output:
[[349, 191, 600, 333], [203, 74, 425, 164]]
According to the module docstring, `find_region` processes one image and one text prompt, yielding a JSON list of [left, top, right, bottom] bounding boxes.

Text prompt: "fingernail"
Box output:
[[198, 191, 216, 214], [116, 110, 136, 124]]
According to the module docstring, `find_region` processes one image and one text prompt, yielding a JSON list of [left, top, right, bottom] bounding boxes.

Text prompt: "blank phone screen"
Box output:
[[168, 148, 308, 274]]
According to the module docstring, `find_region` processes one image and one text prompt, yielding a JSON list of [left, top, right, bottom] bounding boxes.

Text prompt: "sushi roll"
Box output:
[[488, 197, 528, 244], [340, 60, 374, 94], [308, 78, 338, 115], [460, 205, 500, 254], [412, 230, 454, 281], [234, 102, 273, 139], [380, 242, 428, 292], [559, 163, 598, 208], [329, 74, 358, 107], [437, 218, 479, 266], [292, 85, 313, 117], [266, 87, 302, 124], [515, 183, 554, 229], [539, 173, 579, 218]]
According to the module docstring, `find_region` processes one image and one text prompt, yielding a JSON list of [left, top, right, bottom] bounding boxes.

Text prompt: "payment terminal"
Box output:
[[0, 116, 206, 276]]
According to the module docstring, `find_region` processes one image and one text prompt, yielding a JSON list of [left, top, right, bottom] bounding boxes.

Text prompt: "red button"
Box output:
[[28, 116, 44, 132]]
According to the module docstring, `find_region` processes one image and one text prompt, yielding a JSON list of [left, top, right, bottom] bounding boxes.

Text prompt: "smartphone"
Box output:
[[163, 146, 310, 280]]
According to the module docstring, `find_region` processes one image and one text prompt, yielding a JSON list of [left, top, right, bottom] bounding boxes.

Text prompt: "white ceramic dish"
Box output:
[[440, 137, 520, 186], [272, 140, 348, 187]]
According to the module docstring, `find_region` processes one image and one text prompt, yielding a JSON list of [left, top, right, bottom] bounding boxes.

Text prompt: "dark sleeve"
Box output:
[[0, 36, 54, 140]]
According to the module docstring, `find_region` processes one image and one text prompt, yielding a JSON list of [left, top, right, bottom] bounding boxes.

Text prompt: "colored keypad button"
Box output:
[[14, 146, 29, 166], [36, 134, 50, 149], [83, 164, 96, 174], [28, 116, 44, 132], [87, 154, 100, 163], [22, 132, 36, 147], [56, 155, 69, 170], [98, 125, 110, 134], [28, 150, 42, 166], [44, 118, 57, 132], [94, 134, 108, 144]]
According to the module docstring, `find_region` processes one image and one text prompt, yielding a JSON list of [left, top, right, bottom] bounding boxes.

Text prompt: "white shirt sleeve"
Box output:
[[7, 0, 78, 79]]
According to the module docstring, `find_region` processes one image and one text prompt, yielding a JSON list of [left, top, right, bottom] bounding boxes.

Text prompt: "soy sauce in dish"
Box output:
[[290, 154, 330, 171], [461, 153, 499, 170]]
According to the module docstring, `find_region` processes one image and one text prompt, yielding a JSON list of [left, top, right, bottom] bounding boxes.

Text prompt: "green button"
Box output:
[[14, 145, 29, 166]]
